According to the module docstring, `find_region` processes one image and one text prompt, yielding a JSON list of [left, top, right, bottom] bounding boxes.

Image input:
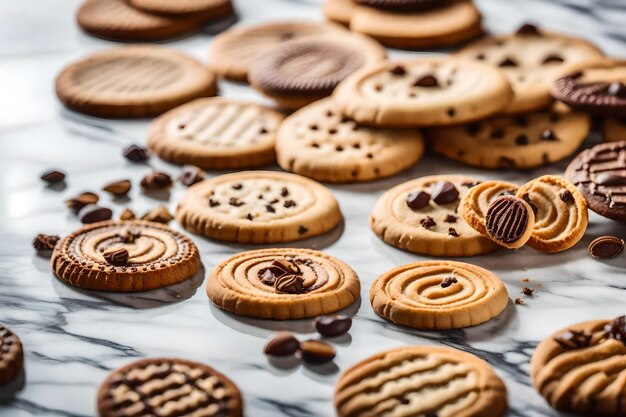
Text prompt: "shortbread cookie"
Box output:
[[336, 346, 508, 417], [127, 0, 233, 19], [147, 98, 283, 170], [98, 358, 243, 417], [565, 141, 626, 222], [427, 105, 591, 169], [275, 98, 424, 183], [333, 57, 513, 127], [249, 36, 385, 110], [552, 59, 626, 118], [370, 175, 500, 257], [459, 180, 519, 238], [208, 248, 360, 319], [484, 195, 535, 249], [531, 316, 626, 416], [51, 220, 201, 291], [370, 260, 508, 329], [77, 0, 203, 41], [457, 25, 603, 114], [0, 324, 23, 385], [516, 175, 588, 252], [56, 46, 217, 118], [603, 118, 626, 143], [176, 171, 342, 244]]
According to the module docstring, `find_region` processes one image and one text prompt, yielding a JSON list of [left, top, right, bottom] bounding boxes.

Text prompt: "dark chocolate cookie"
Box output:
[[354, 0, 451, 11], [0, 324, 23, 385]]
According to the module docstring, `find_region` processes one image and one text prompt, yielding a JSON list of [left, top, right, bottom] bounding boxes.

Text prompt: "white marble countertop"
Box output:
[[1, 0, 626, 416]]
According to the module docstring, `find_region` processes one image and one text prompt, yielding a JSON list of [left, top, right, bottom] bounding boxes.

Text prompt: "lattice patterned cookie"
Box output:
[[0, 324, 23, 385]]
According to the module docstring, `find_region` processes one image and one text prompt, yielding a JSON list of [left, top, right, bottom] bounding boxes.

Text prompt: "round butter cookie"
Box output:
[[51, 220, 201, 291], [333, 57, 513, 127], [147, 98, 283, 170], [335, 346, 508, 417], [97, 358, 243, 417], [56, 46, 217, 118], [0, 324, 23, 385], [176, 171, 342, 244], [275, 98, 424, 183], [208, 248, 360, 319], [127, 0, 233, 19]]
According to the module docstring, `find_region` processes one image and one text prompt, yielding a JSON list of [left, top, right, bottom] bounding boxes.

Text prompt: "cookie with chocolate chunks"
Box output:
[[0, 324, 23, 386], [485, 195, 535, 249]]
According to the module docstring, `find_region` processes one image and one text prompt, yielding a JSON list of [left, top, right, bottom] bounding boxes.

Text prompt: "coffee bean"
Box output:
[[300, 340, 336, 364], [102, 179, 131, 196], [119, 208, 136, 221], [40, 170, 65, 183], [103, 247, 129, 266], [264, 332, 300, 356], [178, 165, 205, 186], [406, 191, 430, 210], [32, 234, 60, 251], [141, 171, 173, 190], [315, 315, 352, 337], [588, 236, 624, 259], [65, 192, 99, 214], [431, 181, 459, 204], [78, 204, 112, 224], [440, 277, 457, 288], [123, 144, 149, 162]]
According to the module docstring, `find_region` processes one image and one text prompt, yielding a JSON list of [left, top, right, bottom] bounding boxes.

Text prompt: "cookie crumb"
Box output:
[[515, 298, 525, 305]]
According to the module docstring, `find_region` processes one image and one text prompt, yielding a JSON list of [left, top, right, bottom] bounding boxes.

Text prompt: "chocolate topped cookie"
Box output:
[[0, 324, 23, 385], [485, 195, 535, 249]]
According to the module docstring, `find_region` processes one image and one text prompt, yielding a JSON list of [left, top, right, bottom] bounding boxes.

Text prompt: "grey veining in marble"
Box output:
[[1, 0, 626, 416]]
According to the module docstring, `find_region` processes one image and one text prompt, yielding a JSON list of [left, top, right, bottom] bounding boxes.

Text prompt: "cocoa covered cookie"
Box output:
[[0, 324, 23, 386]]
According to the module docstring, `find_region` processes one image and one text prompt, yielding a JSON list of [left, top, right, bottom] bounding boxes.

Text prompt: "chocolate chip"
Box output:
[[298, 225, 308, 235], [141, 205, 173, 224], [103, 247, 129, 266], [522, 193, 538, 214], [32, 234, 60, 251], [389, 65, 407, 76], [541, 129, 558, 141], [554, 330, 591, 349], [608, 82, 626, 98], [406, 191, 430, 210], [284, 200, 296, 208], [78, 204, 112, 224], [413, 74, 439, 87], [447, 108, 456, 117], [448, 228, 459, 237], [315, 315, 352, 337], [40, 169, 65, 183], [264, 332, 300, 356], [444, 214, 457, 223], [475, 53, 485, 60], [232, 183, 243, 190], [588, 236, 624, 259], [275, 274, 304, 294], [229, 198, 244, 207], [542, 54, 564, 64], [281, 187, 289, 197], [102, 179, 131, 197], [490, 127, 505, 139], [499, 57, 518, 67], [441, 277, 457, 288], [604, 316, 626, 344], [140, 171, 172, 190], [515, 134, 529, 146], [431, 181, 459, 204], [498, 156, 517, 168], [65, 192, 99, 214], [209, 199, 220, 207], [266, 205, 276, 213], [462, 181, 481, 188], [300, 340, 336, 364], [486, 196, 530, 244], [515, 298, 525, 305], [522, 287, 534, 296], [420, 216, 436, 229], [246, 213, 254, 221], [466, 124, 480, 135], [559, 190, 573, 203], [122, 144, 149, 162], [515, 116, 528, 127], [178, 165, 205, 186], [119, 208, 136, 221], [516, 23, 541, 35]]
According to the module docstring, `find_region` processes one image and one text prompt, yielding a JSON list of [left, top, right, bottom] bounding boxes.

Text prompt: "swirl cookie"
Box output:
[[275, 98, 424, 183], [565, 141, 626, 222], [516, 175, 588, 252], [457, 24, 604, 114], [603, 118, 626, 143], [56, 46, 217, 118], [427, 105, 591, 169], [531, 316, 626, 416], [208, 248, 360, 319], [97, 358, 243, 417], [0, 324, 23, 385], [147, 98, 283, 170], [176, 171, 342, 244], [127, 0, 233, 19], [370, 260, 508, 329], [459, 180, 519, 237], [333, 57, 513, 127], [370, 175, 499, 257], [335, 346, 508, 417], [51, 220, 201, 291]]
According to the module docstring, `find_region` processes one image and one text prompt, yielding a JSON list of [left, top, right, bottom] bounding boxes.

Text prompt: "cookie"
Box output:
[[603, 118, 626, 143], [249, 36, 385, 110], [51, 220, 201, 291], [76, 0, 203, 41], [207, 248, 360, 320], [354, 0, 451, 11], [176, 171, 342, 244], [484, 195, 535, 249], [97, 358, 243, 417], [516, 175, 588, 252], [427, 105, 591, 170], [565, 141, 626, 222], [56, 46, 217, 118], [552, 59, 626, 118], [147, 98, 284, 170], [322, 0, 358, 26], [335, 346, 508, 417], [531, 316, 626, 416], [459, 180, 519, 238], [127, 0, 233, 19], [457, 24, 604, 114], [0, 324, 23, 385], [370, 175, 500, 257], [333, 57, 513, 127], [275, 98, 424, 183]]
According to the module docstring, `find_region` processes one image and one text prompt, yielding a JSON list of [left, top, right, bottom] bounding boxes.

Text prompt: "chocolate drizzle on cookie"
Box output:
[[486, 196, 530, 244]]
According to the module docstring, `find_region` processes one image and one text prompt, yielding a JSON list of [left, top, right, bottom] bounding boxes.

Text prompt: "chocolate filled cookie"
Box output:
[[485, 195, 535, 249], [0, 324, 23, 386]]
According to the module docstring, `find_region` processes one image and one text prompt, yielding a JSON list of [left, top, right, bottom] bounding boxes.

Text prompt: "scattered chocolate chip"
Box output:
[[122, 144, 149, 162], [141, 205, 173, 224], [78, 204, 112, 224], [444, 214, 457, 223], [119, 208, 136, 221], [515, 134, 529, 146], [431, 181, 459, 204], [140, 171, 173, 190], [448, 228, 459, 237], [559, 190, 573, 203], [281, 187, 289, 197], [209, 199, 220, 207], [259, 127, 268, 134], [406, 191, 430, 210], [246, 213, 254, 221], [300, 340, 336, 364], [32, 234, 60, 251], [178, 165, 205, 186], [298, 225, 308, 235], [604, 316, 626, 344], [102, 179, 131, 197], [413, 74, 439, 87], [389, 65, 407, 76], [522, 193, 538, 215], [229, 198, 244, 207], [275, 274, 304, 294], [499, 57, 518, 67], [475, 53, 485, 60], [541, 129, 558, 141], [315, 315, 352, 337], [447, 108, 456, 117], [266, 205, 276, 213], [608, 82, 626, 98], [284, 200, 296, 208], [232, 183, 243, 190], [441, 277, 457, 288], [514, 298, 525, 305], [420, 216, 436, 229], [516, 23, 541, 35], [554, 330, 591, 349], [264, 332, 300, 356], [65, 192, 99, 214], [490, 127, 505, 139], [103, 247, 129, 266], [588, 236, 624, 259], [40, 169, 65, 183], [522, 287, 534, 296], [542, 54, 564, 64]]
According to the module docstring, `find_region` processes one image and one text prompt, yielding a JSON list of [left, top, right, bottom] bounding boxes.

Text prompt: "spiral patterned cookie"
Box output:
[[176, 171, 342, 244], [51, 220, 201, 291], [208, 248, 360, 319], [531, 317, 626, 416], [459, 180, 519, 237], [0, 324, 23, 385], [516, 175, 588, 253], [370, 260, 508, 329], [97, 358, 243, 417], [335, 346, 508, 417]]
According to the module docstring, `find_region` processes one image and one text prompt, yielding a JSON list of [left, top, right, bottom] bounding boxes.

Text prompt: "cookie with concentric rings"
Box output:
[[0, 324, 23, 386]]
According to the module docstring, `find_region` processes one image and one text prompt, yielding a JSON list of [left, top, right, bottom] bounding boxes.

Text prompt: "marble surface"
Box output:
[[1, 0, 626, 416]]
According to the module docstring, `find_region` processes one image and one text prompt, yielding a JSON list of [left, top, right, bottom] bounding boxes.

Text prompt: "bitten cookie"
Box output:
[[427, 105, 591, 170], [176, 171, 342, 244], [459, 180, 519, 237], [207, 248, 360, 319], [0, 324, 23, 385], [275, 98, 424, 183], [370, 175, 500, 257], [51, 220, 201, 291], [516, 175, 588, 252], [97, 358, 243, 417], [56, 46, 217, 118], [457, 24, 604, 114], [335, 346, 508, 417], [147, 98, 284, 170], [565, 141, 626, 222], [333, 57, 513, 127], [127, 0, 233, 19], [603, 118, 626, 143], [531, 316, 626, 416]]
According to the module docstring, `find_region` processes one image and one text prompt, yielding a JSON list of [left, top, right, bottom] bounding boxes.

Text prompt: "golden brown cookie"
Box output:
[[56, 46, 217, 118], [207, 248, 360, 320], [459, 180, 519, 237], [322, 0, 357, 26], [335, 346, 508, 417], [127, 0, 233, 19], [370, 175, 500, 257], [531, 316, 626, 416], [97, 358, 243, 417], [603, 118, 626, 143], [147, 98, 284, 170], [51, 220, 201, 291], [275, 98, 424, 183], [176, 171, 342, 244], [0, 324, 23, 385]]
